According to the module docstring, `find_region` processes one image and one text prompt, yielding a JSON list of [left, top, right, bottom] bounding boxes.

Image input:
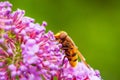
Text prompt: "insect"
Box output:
[[55, 31, 89, 68]]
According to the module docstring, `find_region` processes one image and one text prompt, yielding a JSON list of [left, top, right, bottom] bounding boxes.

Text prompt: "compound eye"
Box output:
[[60, 33, 67, 39]]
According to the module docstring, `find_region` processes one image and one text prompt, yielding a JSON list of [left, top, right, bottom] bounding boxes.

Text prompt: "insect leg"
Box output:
[[61, 56, 67, 66]]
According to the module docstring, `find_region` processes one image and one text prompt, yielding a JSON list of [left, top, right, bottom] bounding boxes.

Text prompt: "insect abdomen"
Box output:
[[66, 52, 78, 67]]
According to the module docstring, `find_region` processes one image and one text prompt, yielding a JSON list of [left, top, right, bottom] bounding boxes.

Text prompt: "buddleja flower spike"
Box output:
[[0, 1, 102, 80]]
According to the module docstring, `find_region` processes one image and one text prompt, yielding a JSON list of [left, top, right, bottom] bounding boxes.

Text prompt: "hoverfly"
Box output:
[[55, 31, 89, 68]]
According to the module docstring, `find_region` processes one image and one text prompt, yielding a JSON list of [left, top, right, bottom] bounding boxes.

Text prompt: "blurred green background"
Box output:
[[1, 0, 120, 80]]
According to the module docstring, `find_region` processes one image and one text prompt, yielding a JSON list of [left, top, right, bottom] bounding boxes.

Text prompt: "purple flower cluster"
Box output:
[[0, 1, 102, 80], [59, 62, 102, 80]]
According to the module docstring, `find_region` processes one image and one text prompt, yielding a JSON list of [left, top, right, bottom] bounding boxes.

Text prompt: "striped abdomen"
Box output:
[[65, 48, 78, 67]]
